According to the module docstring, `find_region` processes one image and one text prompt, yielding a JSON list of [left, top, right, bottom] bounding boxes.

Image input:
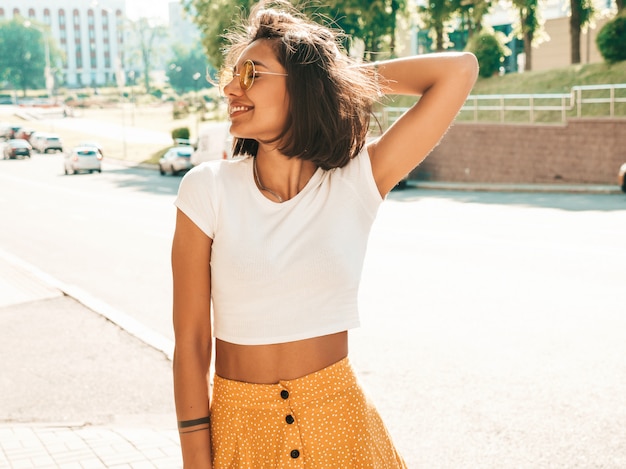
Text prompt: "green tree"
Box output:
[[125, 18, 168, 92], [512, 0, 543, 71], [182, 0, 254, 69], [416, 0, 458, 51], [466, 30, 508, 77], [456, 0, 493, 40], [183, 0, 406, 66], [596, 12, 626, 63], [167, 41, 212, 94], [315, 0, 407, 60], [0, 19, 48, 95], [570, 0, 595, 64]]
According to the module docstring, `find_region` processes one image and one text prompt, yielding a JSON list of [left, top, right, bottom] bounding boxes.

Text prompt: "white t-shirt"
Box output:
[[174, 148, 383, 345]]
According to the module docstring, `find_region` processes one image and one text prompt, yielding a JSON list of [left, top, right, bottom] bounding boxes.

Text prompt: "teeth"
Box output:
[[230, 106, 249, 114]]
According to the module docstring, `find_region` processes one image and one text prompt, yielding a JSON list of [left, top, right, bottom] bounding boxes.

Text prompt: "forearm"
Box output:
[[375, 52, 478, 97], [173, 342, 213, 468]]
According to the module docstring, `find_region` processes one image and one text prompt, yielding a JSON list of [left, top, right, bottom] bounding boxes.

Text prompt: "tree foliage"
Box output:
[[456, 0, 493, 39], [466, 30, 509, 77], [182, 0, 406, 67], [416, 0, 458, 51], [125, 18, 169, 92], [167, 41, 212, 94], [0, 19, 49, 95], [596, 12, 626, 63]]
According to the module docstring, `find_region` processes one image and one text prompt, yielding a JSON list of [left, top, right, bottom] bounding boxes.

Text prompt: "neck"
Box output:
[[253, 152, 317, 203]]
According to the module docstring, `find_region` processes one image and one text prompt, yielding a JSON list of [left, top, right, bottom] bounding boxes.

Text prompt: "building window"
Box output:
[[88, 9, 94, 25], [13, 8, 20, 17], [59, 9, 65, 26], [0, 8, 4, 20], [43, 8, 51, 25], [28, 8, 35, 19], [73, 9, 80, 26]]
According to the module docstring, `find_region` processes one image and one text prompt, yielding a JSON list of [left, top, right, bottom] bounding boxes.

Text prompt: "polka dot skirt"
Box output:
[[210, 358, 407, 468]]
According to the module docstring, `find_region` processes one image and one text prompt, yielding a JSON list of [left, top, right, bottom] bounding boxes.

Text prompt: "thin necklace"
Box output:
[[253, 157, 284, 203]]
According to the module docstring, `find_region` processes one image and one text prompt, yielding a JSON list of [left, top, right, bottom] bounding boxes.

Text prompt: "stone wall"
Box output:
[[413, 119, 626, 185]]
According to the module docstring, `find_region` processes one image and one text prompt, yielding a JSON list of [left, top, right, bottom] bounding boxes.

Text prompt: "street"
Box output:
[[1, 152, 626, 467]]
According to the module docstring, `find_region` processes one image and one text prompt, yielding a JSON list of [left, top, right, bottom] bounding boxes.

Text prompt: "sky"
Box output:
[[125, 0, 171, 21]]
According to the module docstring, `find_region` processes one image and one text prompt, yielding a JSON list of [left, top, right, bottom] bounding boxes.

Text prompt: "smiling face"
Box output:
[[224, 39, 290, 146]]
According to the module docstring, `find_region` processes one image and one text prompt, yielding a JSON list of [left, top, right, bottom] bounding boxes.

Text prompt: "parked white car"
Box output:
[[159, 146, 194, 175], [64, 146, 102, 174], [34, 133, 63, 153]]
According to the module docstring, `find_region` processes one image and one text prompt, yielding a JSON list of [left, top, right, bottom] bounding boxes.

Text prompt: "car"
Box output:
[[77, 141, 104, 157], [15, 128, 36, 142], [0, 123, 14, 140], [3, 139, 32, 159], [159, 146, 194, 175], [64, 146, 102, 174], [29, 132, 49, 152], [34, 134, 63, 153], [619, 163, 626, 193]]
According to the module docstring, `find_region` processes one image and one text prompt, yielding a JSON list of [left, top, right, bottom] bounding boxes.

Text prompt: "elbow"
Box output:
[[459, 52, 479, 88]]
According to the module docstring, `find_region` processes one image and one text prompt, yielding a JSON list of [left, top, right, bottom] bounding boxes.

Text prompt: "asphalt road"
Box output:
[[1, 152, 626, 467]]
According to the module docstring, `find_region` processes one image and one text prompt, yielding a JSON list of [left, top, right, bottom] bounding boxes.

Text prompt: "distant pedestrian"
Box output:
[[171, 1, 478, 467]]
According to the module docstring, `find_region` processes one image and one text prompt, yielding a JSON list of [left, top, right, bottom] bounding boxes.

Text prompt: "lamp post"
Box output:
[[24, 20, 53, 98]]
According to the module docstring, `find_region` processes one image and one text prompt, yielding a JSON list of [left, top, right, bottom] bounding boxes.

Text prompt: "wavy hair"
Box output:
[[224, 1, 380, 170]]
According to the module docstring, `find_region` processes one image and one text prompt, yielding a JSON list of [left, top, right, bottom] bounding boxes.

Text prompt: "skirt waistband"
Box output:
[[212, 357, 357, 406]]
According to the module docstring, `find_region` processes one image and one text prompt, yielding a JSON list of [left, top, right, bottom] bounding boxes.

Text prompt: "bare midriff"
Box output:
[[215, 331, 348, 384]]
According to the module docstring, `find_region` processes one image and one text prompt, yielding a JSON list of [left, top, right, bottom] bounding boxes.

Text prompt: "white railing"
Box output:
[[462, 92, 572, 123], [376, 83, 626, 126], [573, 83, 626, 118]]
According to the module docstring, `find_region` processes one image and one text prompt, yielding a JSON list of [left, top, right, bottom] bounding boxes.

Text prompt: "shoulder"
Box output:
[[180, 156, 249, 189]]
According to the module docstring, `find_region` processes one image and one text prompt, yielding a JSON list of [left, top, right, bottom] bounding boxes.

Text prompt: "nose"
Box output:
[[223, 75, 243, 97]]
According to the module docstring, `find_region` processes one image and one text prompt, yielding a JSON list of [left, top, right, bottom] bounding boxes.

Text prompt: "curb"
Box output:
[[0, 248, 174, 361]]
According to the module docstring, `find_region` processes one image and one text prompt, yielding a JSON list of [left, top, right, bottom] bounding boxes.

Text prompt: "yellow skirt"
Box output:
[[210, 358, 407, 468]]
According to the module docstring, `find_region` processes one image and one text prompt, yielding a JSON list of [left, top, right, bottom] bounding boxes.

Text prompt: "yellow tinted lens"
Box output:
[[240, 60, 255, 90]]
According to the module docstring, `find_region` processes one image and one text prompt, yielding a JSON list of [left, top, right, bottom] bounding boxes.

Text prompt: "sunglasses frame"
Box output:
[[219, 59, 288, 95]]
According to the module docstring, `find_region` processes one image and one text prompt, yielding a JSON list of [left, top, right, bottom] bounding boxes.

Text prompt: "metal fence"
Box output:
[[376, 83, 626, 127]]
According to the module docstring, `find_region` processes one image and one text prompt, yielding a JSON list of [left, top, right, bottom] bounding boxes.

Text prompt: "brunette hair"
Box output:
[[224, 1, 380, 170]]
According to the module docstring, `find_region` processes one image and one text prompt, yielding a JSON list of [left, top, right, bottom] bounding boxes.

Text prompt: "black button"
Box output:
[[290, 449, 300, 459], [280, 390, 289, 399], [285, 415, 294, 424]]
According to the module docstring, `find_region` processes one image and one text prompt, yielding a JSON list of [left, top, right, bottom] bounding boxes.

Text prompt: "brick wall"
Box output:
[[413, 119, 626, 185]]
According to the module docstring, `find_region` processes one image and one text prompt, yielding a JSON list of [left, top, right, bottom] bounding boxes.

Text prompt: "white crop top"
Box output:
[[174, 147, 383, 345]]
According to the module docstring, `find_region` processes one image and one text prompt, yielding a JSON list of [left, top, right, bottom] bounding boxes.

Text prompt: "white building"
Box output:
[[0, 0, 126, 87]]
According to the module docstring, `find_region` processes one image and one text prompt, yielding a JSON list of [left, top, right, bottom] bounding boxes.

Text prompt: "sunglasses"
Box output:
[[218, 59, 288, 95]]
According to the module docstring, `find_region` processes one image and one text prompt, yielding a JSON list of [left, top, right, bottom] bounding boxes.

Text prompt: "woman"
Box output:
[[172, 1, 478, 467]]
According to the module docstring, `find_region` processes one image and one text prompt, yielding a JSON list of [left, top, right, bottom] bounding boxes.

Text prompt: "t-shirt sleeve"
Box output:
[[339, 145, 384, 214], [174, 163, 219, 239]]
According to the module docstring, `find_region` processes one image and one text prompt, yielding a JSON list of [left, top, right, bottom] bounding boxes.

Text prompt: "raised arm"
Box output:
[[172, 209, 213, 468], [368, 52, 479, 196]]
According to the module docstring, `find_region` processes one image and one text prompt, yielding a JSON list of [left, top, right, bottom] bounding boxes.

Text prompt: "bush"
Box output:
[[596, 14, 626, 64], [466, 31, 508, 78], [171, 127, 190, 142]]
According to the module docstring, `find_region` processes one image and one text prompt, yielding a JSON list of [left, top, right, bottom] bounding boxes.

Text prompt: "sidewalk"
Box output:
[[0, 253, 181, 469]]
